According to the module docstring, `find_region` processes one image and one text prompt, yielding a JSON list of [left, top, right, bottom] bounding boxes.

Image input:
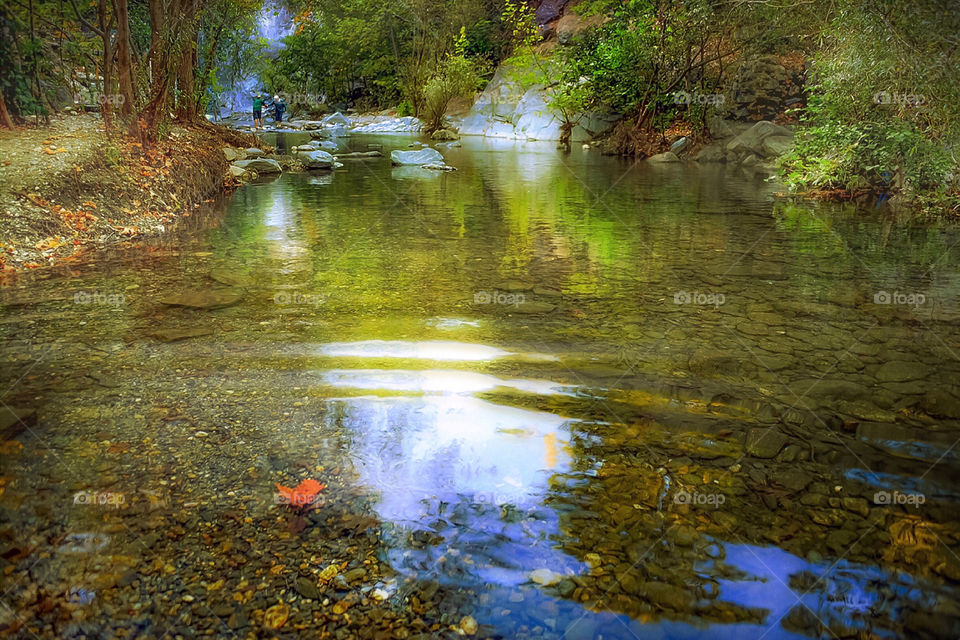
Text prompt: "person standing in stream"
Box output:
[[252, 93, 265, 130], [272, 94, 286, 126]]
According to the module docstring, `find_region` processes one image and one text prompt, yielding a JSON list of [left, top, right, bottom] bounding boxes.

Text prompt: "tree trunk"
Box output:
[[0, 93, 14, 129], [97, 0, 113, 129], [113, 0, 135, 116], [176, 34, 198, 121]]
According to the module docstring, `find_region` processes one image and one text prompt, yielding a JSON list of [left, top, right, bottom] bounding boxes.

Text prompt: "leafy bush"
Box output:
[[779, 0, 960, 212], [421, 29, 488, 132], [780, 121, 953, 193]]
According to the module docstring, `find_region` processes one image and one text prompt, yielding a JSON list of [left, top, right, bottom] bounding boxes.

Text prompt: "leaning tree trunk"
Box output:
[[113, 0, 135, 117]]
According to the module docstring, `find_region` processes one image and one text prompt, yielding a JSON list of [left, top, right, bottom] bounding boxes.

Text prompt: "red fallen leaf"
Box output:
[[276, 478, 326, 508]]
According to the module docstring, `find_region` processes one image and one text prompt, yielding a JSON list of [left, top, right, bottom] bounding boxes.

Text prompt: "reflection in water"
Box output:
[[321, 368, 576, 396], [339, 395, 571, 517], [317, 339, 558, 362]]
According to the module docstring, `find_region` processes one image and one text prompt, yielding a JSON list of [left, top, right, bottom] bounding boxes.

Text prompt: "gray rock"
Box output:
[[244, 147, 265, 158], [233, 158, 282, 174], [390, 148, 445, 166], [228, 165, 255, 180], [733, 121, 794, 154], [648, 151, 681, 163], [745, 428, 788, 458], [670, 137, 691, 155], [223, 148, 243, 161], [695, 143, 726, 162], [297, 149, 336, 169]]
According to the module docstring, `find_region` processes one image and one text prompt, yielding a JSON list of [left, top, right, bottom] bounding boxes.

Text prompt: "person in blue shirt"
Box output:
[[272, 94, 286, 125]]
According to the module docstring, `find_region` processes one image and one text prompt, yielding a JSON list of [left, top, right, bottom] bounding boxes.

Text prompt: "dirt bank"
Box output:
[[0, 115, 256, 279]]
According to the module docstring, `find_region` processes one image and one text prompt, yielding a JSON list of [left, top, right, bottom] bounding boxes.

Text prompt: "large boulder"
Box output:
[[695, 143, 726, 163], [459, 61, 618, 142], [297, 149, 336, 169], [233, 158, 282, 174], [390, 147, 445, 166], [735, 120, 794, 154]]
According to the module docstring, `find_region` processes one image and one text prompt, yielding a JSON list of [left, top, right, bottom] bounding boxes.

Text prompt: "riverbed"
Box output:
[[2, 135, 959, 639]]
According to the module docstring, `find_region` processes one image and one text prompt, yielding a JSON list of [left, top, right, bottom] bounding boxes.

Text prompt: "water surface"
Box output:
[[2, 136, 959, 639]]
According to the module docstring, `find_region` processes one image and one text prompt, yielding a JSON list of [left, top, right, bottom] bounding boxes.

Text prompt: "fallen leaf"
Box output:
[[263, 602, 289, 629], [276, 478, 326, 508]]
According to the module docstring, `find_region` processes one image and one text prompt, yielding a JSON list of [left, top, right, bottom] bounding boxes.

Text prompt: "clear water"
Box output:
[[2, 136, 959, 639]]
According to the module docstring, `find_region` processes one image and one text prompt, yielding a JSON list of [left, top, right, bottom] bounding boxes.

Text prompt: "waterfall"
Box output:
[[218, 0, 294, 115]]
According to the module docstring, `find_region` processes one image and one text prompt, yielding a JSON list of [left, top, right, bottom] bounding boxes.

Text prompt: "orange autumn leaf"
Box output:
[[275, 478, 326, 508], [263, 602, 289, 629]]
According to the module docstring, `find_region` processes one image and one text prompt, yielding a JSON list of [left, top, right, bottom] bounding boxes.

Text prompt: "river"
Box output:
[[2, 134, 959, 639]]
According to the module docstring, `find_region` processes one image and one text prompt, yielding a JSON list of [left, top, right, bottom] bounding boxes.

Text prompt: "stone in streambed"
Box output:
[[874, 360, 930, 382], [160, 290, 242, 309], [745, 428, 788, 458], [637, 581, 690, 611], [209, 268, 249, 288], [297, 149, 336, 169], [295, 576, 320, 600], [390, 148, 444, 166]]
